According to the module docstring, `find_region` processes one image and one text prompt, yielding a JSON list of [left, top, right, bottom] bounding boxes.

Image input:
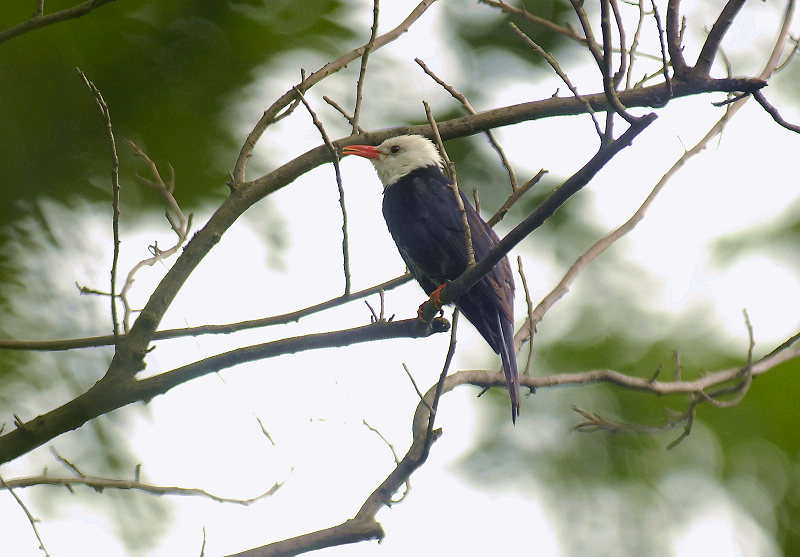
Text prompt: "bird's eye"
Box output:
[[390, 145, 401, 154]]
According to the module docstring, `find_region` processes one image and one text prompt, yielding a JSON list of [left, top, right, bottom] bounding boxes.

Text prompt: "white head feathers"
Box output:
[[367, 135, 444, 187]]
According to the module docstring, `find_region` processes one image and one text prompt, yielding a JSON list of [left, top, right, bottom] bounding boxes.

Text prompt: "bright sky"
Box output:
[[3, 1, 800, 556]]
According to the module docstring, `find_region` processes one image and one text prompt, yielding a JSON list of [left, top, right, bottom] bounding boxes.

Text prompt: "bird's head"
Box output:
[[343, 135, 444, 187]]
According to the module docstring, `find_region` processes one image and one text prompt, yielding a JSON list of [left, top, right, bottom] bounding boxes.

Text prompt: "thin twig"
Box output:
[[478, 0, 586, 44], [352, 0, 380, 134], [753, 90, 800, 133], [520, 0, 795, 337], [509, 23, 604, 142], [665, 0, 688, 75], [402, 363, 434, 415], [599, 0, 638, 125], [0, 0, 118, 45], [0, 274, 413, 351], [424, 309, 460, 453], [231, 0, 438, 185], [76, 68, 122, 339], [294, 86, 352, 296], [775, 34, 800, 72], [0, 473, 50, 556], [650, 0, 673, 102], [362, 420, 409, 503], [423, 101, 475, 267], [364, 300, 380, 323], [517, 257, 535, 375], [415, 57, 518, 191], [626, 0, 647, 90], [323, 96, 365, 133], [487, 169, 548, 228], [118, 141, 192, 332], [0, 474, 283, 505], [609, 0, 627, 89]]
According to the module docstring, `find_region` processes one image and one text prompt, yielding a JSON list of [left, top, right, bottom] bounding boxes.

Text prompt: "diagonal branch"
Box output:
[[694, 0, 747, 74], [418, 113, 658, 320]]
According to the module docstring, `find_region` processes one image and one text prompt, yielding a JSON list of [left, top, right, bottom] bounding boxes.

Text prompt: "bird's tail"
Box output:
[[497, 313, 520, 423]]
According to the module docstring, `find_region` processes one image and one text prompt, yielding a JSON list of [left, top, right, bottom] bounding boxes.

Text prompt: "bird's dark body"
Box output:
[[382, 166, 519, 420]]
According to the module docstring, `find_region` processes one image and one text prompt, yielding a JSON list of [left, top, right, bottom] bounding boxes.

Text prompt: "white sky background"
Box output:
[[2, 1, 800, 556]]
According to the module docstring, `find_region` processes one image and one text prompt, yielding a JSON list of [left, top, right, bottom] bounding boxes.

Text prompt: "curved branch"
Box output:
[[232, 333, 800, 556]]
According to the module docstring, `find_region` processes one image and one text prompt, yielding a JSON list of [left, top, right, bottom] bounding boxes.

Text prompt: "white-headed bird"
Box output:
[[344, 135, 520, 422]]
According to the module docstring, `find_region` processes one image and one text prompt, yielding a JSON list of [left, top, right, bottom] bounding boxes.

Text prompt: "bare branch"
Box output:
[[424, 309, 461, 452], [0, 0, 119, 45], [666, 0, 688, 75], [626, 0, 648, 90], [0, 473, 50, 556], [323, 96, 365, 133], [75, 67, 122, 339], [486, 168, 547, 228], [1, 473, 283, 505], [351, 0, 380, 134], [419, 112, 658, 321], [231, 0, 439, 185], [516, 256, 536, 376], [401, 363, 434, 415], [599, 0, 639, 124], [118, 141, 193, 332], [694, 0, 747, 74], [423, 101, 475, 266], [650, 0, 672, 101], [294, 86, 352, 295], [414, 57, 518, 191], [0, 274, 412, 352], [520, 0, 796, 339], [608, 0, 627, 89], [509, 22, 604, 142], [478, 0, 587, 44], [0, 317, 450, 465], [753, 90, 800, 133]]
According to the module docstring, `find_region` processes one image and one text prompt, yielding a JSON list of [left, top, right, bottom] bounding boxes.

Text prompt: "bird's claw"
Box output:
[[417, 283, 447, 320]]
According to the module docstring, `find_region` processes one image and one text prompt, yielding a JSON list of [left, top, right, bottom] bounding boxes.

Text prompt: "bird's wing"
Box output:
[[383, 167, 515, 349]]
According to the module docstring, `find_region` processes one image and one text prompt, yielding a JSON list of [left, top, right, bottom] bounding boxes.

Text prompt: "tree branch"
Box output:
[[0, 318, 449, 465], [419, 112, 658, 320], [0, 0, 119, 45], [694, 0, 747, 74], [230, 0, 438, 185], [0, 473, 284, 505], [0, 274, 412, 352]]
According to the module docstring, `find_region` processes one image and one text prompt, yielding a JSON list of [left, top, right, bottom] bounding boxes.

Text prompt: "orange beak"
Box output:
[[342, 144, 381, 159]]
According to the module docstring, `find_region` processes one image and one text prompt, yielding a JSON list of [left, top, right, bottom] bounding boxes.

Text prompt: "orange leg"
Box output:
[[417, 283, 447, 319]]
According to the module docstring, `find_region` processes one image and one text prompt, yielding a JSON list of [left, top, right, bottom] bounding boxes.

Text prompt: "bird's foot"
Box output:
[[417, 283, 447, 320]]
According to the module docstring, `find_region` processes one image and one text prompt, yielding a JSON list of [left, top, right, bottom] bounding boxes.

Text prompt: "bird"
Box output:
[[343, 134, 520, 422]]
